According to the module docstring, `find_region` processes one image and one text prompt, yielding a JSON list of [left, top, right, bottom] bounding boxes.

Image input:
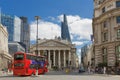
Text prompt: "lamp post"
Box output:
[[35, 16, 40, 56]]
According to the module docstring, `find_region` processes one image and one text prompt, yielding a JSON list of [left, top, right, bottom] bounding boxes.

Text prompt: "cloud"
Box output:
[[30, 14, 92, 44], [30, 20, 61, 41], [58, 15, 92, 40], [73, 41, 84, 46]]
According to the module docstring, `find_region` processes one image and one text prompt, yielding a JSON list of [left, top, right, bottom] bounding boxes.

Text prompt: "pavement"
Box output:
[[0, 70, 120, 80]]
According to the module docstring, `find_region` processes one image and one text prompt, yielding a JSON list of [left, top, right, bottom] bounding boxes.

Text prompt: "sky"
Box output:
[[0, 0, 94, 60]]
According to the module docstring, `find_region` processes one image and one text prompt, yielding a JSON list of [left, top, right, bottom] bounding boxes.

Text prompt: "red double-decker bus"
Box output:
[[13, 52, 48, 76], [37, 56, 48, 74], [13, 52, 37, 76]]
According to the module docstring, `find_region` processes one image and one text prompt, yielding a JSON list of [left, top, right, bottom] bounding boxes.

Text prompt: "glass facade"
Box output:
[[1, 13, 14, 41], [1, 13, 21, 42], [116, 1, 120, 7], [14, 16, 21, 42], [20, 17, 30, 52], [61, 14, 71, 42], [116, 16, 120, 23]]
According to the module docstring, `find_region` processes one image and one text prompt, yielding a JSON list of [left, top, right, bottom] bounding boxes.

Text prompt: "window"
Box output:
[[102, 48, 107, 63], [102, 7, 105, 13], [116, 45, 120, 61], [116, 1, 120, 7], [103, 21, 107, 28], [116, 16, 120, 23], [103, 32, 108, 41], [14, 54, 24, 60], [117, 29, 120, 38]]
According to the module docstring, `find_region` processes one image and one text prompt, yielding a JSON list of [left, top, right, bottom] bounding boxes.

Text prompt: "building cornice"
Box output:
[[0, 24, 8, 37], [95, 0, 115, 10], [93, 8, 120, 24]]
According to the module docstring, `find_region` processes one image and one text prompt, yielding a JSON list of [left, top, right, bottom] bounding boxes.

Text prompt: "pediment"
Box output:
[[39, 40, 70, 47]]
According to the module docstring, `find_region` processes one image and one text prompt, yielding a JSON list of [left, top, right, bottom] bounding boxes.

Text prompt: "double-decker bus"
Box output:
[[13, 52, 48, 76], [13, 52, 37, 76], [37, 56, 48, 74]]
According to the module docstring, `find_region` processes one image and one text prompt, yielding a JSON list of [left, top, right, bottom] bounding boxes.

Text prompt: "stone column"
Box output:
[[53, 50, 56, 66], [48, 50, 51, 69], [38, 50, 40, 56], [69, 50, 71, 66], [58, 50, 61, 69], [64, 50, 66, 67]]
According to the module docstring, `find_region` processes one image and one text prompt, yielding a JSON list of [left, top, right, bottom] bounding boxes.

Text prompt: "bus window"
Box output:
[[14, 54, 24, 60], [26, 55, 31, 60]]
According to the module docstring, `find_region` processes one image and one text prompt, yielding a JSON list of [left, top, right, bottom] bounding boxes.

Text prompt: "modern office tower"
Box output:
[[20, 17, 30, 52], [8, 42, 25, 56], [93, 0, 120, 69], [1, 13, 21, 42], [61, 14, 71, 42]]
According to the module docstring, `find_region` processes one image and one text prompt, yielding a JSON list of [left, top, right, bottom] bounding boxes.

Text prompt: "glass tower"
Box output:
[[61, 14, 71, 42], [20, 17, 30, 52], [1, 13, 21, 42]]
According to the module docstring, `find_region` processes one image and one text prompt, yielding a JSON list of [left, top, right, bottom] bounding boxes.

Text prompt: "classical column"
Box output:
[[53, 50, 56, 66], [38, 50, 40, 56], [58, 50, 61, 69], [64, 50, 66, 67], [48, 50, 51, 69], [69, 50, 71, 66]]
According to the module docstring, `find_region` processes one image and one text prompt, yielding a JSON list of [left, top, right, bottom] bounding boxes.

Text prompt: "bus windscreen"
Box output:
[[14, 54, 24, 60]]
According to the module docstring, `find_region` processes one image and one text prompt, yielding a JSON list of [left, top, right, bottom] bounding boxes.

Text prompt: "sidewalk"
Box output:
[[0, 71, 13, 76]]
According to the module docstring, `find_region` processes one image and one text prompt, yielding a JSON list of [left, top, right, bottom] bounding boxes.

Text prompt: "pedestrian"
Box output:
[[88, 66, 91, 74], [103, 67, 106, 74]]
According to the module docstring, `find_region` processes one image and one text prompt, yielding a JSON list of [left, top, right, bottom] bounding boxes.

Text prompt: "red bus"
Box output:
[[13, 52, 37, 76], [37, 56, 48, 74]]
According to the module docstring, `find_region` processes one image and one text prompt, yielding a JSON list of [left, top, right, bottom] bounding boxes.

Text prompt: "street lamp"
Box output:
[[35, 16, 40, 56]]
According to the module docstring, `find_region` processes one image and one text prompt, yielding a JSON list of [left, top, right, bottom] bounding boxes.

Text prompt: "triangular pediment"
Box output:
[[39, 40, 70, 47]]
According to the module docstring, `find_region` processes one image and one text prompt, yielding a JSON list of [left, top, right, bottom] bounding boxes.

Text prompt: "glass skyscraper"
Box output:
[[20, 17, 30, 52], [1, 13, 14, 41], [0, 13, 21, 42], [61, 14, 71, 42]]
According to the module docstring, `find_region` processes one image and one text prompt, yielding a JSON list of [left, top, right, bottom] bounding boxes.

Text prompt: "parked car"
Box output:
[[78, 68, 85, 73]]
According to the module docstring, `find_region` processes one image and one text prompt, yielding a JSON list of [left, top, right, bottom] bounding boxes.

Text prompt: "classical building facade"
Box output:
[[93, 0, 120, 68], [0, 24, 12, 70], [30, 39, 77, 69]]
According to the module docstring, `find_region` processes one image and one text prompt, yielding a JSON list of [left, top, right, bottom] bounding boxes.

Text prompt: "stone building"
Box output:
[[93, 0, 120, 68], [81, 44, 94, 70], [0, 24, 12, 70], [30, 39, 77, 69]]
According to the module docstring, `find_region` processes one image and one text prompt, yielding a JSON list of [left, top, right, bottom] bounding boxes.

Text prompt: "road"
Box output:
[[0, 71, 120, 80]]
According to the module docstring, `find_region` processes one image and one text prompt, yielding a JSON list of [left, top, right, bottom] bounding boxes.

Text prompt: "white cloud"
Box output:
[[30, 20, 61, 41], [30, 14, 92, 43], [58, 15, 92, 40], [73, 41, 84, 46]]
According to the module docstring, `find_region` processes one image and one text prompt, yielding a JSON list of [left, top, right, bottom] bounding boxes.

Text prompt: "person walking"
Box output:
[[103, 67, 106, 74]]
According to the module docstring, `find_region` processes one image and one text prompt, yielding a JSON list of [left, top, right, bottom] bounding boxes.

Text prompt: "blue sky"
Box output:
[[0, 0, 93, 58], [0, 0, 93, 21]]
